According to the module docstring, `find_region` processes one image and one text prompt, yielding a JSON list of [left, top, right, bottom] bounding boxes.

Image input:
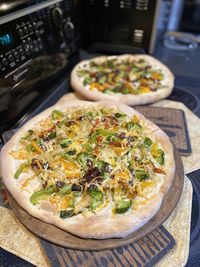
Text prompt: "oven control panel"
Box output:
[[0, 20, 43, 73], [0, 0, 78, 78], [0, 0, 79, 135]]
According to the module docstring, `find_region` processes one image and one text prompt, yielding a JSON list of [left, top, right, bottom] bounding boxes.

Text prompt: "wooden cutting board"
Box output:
[[6, 146, 184, 251]]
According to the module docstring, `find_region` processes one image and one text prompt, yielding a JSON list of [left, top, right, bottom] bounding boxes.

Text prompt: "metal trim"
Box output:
[[0, 0, 63, 25], [149, 0, 161, 54]]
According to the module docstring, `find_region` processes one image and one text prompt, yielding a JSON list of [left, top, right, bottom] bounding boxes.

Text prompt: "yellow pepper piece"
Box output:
[[102, 82, 111, 89], [132, 115, 140, 124], [65, 169, 80, 178], [139, 180, 155, 191], [112, 147, 126, 155], [136, 180, 155, 198], [122, 82, 132, 91], [90, 83, 103, 91], [151, 143, 160, 157], [115, 171, 129, 182], [60, 195, 70, 210], [31, 141, 43, 154], [151, 72, 162, 80], [62, 160, 80, 179], [140, 86, 151, 94], [62, 160, 77, 170]]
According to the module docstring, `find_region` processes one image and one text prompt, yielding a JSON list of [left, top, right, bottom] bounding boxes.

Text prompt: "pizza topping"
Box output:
[[114, 199, 132, 214], [143, 137, 152, 148], [52, 110, 64, 120], [135, 169, 149, 181], [31, 158, 43, 171], [60, 209, 74, 218], [15, 162, 29, 179], [12, 107, 167, 217], [88, 187, 104, 212], [56, 181, 66, 189], [60, 139, 72, 148], [59, 184, 71, 194], [151, 144, 165, 165], [71, 184, 82, 192], [30, 187, 54, 205], [77, 57, 166, 95], [21, 130, 34, 140]]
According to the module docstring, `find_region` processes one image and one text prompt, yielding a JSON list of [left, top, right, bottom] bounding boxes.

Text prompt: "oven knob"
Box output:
[[23, 26, 28, 34], [8, 54, 14, 63], [19, 48, 24, 56], [51, 7, 63, 29], [27, 37, 32, 45], [33, 21, 37, 29], [14, 51, 19, 59], [24, 44, 30, 55], [63, 22, 74, 42], [18, 29, 24, 37], [29, 45, 34, 52], [28, 24, 33, 32], [2, 58, 8, 67]]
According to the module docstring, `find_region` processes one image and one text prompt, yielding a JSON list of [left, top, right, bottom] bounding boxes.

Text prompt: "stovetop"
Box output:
[[0, 49, 200, 266]]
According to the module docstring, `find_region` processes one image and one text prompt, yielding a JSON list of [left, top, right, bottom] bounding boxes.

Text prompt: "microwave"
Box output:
[[76, 0, 161, 54]]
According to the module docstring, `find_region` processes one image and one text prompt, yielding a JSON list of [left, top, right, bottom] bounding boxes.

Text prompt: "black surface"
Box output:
[[0, 248, 34, 267], [168, 85, 200, 114], [186, 170, 200, 267]]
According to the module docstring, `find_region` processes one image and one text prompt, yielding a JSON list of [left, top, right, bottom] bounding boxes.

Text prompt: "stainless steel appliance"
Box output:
[[77, 0, 161, 53], [0, 0, 79, 136]]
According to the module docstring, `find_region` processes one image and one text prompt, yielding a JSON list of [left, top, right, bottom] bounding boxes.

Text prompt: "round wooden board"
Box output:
[[6, 146, 184, 251]]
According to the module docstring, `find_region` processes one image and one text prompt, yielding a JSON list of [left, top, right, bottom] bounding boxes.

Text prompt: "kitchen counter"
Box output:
[[155, 42, 200, 80]]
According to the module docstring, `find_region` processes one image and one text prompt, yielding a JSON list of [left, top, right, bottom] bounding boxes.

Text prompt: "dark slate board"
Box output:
[[135, 106, 191, 156], [40, 225, 175, 267]]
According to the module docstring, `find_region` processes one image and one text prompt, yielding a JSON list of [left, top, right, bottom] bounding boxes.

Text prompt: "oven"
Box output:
[[0, 0, 79, 142]]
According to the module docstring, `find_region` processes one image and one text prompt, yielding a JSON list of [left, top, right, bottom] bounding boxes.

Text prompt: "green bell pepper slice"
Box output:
[[88, 188, 103, 212], [15, 162, 29, 179], [52, 110, 64, 120], [154, 149, 165, 165], [59, 185, 71, 194], [30, 187, 54, 205]]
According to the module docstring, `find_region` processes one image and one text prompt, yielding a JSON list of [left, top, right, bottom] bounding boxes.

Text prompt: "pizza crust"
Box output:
[[1, 100, 175, 239], [70, 54, 174, 106]]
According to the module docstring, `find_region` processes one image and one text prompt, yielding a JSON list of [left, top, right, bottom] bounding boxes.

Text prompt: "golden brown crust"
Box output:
[[70, 54, 174, 105], [0, 100, 175, 239]]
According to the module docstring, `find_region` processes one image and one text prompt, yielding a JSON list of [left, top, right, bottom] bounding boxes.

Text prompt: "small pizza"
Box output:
[[1, 101, 175, 239], [71, 54, 174, 105]]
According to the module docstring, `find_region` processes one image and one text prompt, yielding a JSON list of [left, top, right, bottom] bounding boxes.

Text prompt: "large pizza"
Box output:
[[71, 54, 174, 105], [1, 101, 175, 239]]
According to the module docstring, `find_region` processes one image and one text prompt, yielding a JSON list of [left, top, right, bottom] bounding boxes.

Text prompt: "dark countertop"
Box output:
[[155, 42, 200, 80]]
